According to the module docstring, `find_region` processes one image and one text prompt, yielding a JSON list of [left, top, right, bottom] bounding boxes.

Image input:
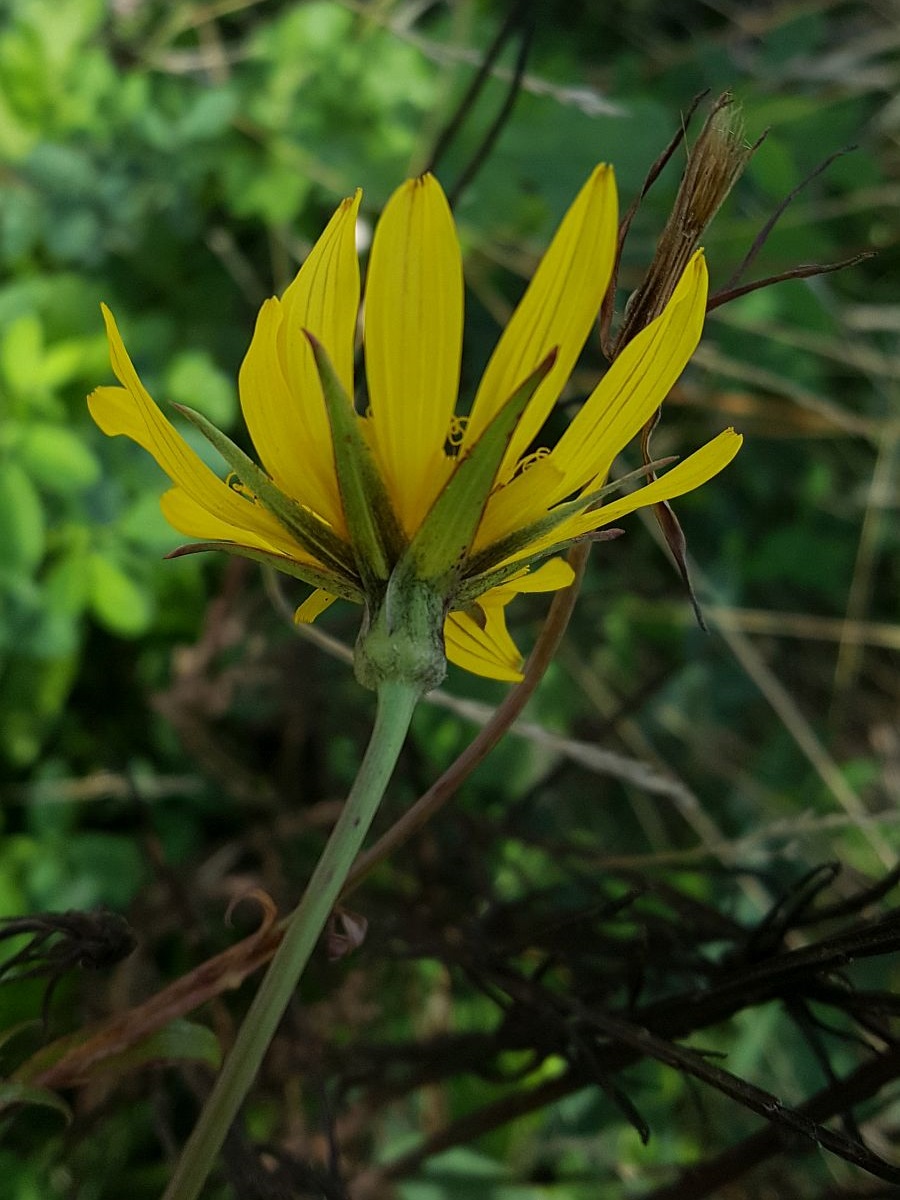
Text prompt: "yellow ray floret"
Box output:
[[365, 175, 463, 532], [239, 192, 361, 534], [463, 164, 618, 483]]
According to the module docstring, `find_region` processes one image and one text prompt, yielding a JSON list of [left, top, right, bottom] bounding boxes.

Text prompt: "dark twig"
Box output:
[[743, 862, 841, 958], [364, 868, 900, 1190], [722, 145, 858, 292], [787, 998, 865, 1142], [799, 861, 900, 926], [708, 252, 876, 311], [485, 959, 900, 1184], [569, 1005, 900, 1184], [423, 0, 531, 177], [0, 910, 136, 1024], [447, 12, 535, 208], [599, 90, 710, 358], [641, 1046, 900, 1200]]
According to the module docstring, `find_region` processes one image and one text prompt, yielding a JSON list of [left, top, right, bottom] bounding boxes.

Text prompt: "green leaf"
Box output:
[[165, 351, 237, 429], [40, 336, 99, 389], [104, 1019, 222, 1075], [0, 461, 46, 574], [0, 1020, 42, 1057], [176, 87, 238, 142], [14, 1019, 221, 1089], [19, 423, 100, 494], [87, 553, 153, 637], [0, 654, 80, 767], [0, 313, 42, 400], [0, 1083, 71, 1125], [43, 547, 90, 617]]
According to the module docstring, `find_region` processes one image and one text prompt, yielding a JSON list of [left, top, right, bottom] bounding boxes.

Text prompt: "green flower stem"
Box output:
[[162, 680, 420, 1200]]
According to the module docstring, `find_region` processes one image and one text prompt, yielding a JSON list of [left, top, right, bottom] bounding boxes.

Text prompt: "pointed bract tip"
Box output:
[[99, 303, 117, 337], [540, 345, 560, 373], [164, 543, 202, 560]]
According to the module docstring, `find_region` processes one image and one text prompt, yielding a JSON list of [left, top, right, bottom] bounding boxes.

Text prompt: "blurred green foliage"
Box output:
[[0, 0, 897, 1196]]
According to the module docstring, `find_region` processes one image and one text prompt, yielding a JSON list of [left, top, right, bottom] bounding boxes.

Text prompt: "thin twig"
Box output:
[[642, 1047, 900, 1200], [708, 252, 875, 311], [423, 0, 530, 176], [722, 145, 858, 291], [447, 13, 535, 207], [600, 90, 710, 357]]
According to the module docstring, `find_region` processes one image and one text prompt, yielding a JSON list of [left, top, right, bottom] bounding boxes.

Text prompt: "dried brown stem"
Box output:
[[722, 145, 857, 292], [707, 252, 875, 311], [17, 894, 281, 1091], [599, 89, 711, 357]]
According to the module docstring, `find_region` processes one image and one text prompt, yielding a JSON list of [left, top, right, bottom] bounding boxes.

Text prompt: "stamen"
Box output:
[[515, 446, 551, 475], [226, 472, 255, 502], [447, 415, 469, 446]]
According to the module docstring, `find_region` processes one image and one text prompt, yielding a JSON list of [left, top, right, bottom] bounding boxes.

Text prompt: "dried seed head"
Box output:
[[610, 92, 759, 631], [680, 93, 753, 246], [617, 93, 759, 348]]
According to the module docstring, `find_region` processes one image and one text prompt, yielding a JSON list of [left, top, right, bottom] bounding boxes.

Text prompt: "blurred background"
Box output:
[[0, 0, 898, 1197]]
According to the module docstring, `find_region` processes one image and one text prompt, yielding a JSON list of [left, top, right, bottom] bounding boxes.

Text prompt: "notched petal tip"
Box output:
[[590, 162, 614, 184]]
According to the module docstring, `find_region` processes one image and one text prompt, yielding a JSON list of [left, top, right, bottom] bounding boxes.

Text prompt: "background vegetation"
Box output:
[[0, 0, 897, 1196]]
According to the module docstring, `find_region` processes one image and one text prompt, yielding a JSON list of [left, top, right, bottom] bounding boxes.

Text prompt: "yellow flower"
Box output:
[[89, 167, 741, 687]]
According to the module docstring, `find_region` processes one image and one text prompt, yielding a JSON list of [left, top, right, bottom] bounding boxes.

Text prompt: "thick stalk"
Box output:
[[162, 681, 420, 1200]]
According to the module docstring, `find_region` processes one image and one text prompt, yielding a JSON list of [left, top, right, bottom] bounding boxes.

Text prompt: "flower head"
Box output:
[[89, 168, 740, 691]]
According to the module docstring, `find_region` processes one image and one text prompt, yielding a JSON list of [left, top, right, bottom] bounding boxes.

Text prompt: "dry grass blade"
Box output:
[[832, 421, 899, 703], [698, 580, 894, 867]]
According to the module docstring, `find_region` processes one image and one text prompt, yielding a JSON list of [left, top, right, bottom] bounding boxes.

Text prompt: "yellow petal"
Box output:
[[240, 300, 346, 533], [294, 589, 338, 623], [444, 607, 524, 682], [473, 253, 709, 554], [472, 456, 563, 553], [509, 429, 743, 562], [281, 191, 361, 401], [365, 174, 463, 533], [240, 193, 361, 533], [90, 311, 301, 553], [547, 250, 709, 498], [463, 165, 618, 482], [159, 487, 309, 560], [486, 557, 576, 603]]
